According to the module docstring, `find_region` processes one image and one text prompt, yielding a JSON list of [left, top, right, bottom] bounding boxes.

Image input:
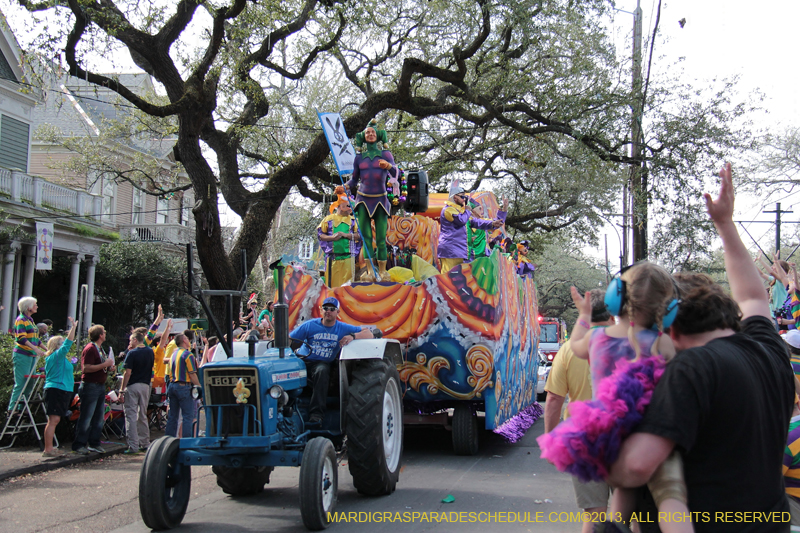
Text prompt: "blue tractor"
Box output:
[[138, 258, 404, 530]]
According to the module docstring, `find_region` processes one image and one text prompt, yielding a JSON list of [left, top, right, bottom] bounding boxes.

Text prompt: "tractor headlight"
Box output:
[[269, 385, 289, 408]]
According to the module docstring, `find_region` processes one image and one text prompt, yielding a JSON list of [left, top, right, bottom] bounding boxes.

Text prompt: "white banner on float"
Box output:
[[317, 112, 355, 175], [35, 222, 54, 270]]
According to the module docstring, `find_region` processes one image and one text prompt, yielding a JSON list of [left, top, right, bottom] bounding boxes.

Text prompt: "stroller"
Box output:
[[147, 371, 168, 430]]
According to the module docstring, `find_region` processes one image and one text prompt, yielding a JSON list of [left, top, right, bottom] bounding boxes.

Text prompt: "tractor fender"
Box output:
[[339, 339, 403, 366]]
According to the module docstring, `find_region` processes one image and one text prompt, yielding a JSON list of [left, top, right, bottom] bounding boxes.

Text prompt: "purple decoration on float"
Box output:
[[493, 402, 544, 443]]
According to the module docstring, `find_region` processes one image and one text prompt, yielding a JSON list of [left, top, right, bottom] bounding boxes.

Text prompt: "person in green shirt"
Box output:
[[467, 197, 508, 262], [42, 317, 79, 457], [318, 187, 362, 287]]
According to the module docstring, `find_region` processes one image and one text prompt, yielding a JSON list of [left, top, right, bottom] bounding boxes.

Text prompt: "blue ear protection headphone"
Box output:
[[604, 264, 681, 329]]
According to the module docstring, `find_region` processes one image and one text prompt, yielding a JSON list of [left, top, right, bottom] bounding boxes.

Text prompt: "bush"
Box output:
[[0, 334, 16, 422]]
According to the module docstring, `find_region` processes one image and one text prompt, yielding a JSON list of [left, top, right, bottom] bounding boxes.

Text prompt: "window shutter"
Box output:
[[0, 115, 30, 172]]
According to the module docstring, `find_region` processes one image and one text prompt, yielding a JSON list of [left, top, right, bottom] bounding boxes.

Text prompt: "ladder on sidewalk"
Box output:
[[0, 373, 56, 450]]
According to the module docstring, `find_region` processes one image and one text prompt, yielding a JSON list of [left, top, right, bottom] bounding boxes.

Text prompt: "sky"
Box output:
[[597, 0, 800, 266]]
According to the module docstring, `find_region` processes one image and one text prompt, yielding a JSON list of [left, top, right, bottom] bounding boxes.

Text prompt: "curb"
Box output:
[[0, 443, 128, 483]]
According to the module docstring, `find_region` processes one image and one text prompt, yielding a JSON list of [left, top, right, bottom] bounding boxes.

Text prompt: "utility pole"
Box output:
[[630, 0, 646, 262], [604, 234, 610, 283], [764, 203, 793, 258]]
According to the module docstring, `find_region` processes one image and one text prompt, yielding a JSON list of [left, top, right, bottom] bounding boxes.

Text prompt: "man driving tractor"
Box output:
[[289, 297, 375, 424]]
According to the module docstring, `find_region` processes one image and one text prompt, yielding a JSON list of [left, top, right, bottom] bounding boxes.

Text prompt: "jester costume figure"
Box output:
[[345, 124, 396, 281], [466, 200, 507, 262], [438, 182, 506, 274], [318, 186, 362, 288], [515, 241, 536, 278]]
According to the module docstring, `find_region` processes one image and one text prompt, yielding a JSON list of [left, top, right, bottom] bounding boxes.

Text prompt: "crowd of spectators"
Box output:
[[542, 163, 799, 533], [5, 293, 281, 458]]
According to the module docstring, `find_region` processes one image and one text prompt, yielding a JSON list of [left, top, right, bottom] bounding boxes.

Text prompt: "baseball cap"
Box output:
[[322, 297, 339, 309], [783, 330, 800, 349]]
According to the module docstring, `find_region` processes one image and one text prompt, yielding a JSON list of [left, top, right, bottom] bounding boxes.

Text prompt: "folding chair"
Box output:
[[102, 377, 125, 440], [147, 385, 167, 430], [102, 403, 125, 440], [0, 373, 54, 449]]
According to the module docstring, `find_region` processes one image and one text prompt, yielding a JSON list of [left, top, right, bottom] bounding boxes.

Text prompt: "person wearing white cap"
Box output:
[[783, 330, 800, 385], [437, 180, 504, 275]]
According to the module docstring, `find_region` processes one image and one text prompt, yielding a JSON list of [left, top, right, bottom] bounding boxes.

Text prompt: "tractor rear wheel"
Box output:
[[212, 465, 273, 496], [346, 356, 403, 495]]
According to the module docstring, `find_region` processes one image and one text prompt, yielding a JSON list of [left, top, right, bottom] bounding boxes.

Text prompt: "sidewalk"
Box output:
[[0, 438, 128, 483], [0, 427, 166, 482]]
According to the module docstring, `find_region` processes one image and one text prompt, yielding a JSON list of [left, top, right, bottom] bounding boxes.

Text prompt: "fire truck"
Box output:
[[535, 316, 567, 400]]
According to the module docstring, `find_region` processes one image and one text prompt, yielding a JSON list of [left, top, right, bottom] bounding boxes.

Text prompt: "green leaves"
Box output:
[[94, 241, 196, 344], [8, 0, 760, 295]]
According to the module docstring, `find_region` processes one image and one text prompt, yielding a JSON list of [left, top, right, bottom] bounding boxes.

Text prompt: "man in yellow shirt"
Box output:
[[543, 289, 613, 533], [150, 319, 174, 391]]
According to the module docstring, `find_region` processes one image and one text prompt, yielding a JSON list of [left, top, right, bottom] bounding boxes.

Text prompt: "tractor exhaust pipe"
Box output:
[[270, 259, 289, 358]]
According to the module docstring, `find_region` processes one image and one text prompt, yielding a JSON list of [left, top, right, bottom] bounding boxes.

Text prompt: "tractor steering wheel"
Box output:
[[289, 338, 313, 358]]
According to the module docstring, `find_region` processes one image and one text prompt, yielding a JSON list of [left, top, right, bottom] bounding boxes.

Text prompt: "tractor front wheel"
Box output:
[[139, 436, 191, 530], [299, 437, 338, 530]]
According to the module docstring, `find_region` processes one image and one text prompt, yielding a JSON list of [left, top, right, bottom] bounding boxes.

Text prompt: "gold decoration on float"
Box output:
[[399, 345, 494, 400]]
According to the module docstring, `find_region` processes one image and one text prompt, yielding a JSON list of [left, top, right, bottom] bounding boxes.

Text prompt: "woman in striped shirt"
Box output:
[[8, 297, 45, 416]]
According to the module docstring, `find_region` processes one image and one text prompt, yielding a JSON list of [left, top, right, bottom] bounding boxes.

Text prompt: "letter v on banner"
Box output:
[[317, 112, 355, 175], [35, 222, 54, 270]]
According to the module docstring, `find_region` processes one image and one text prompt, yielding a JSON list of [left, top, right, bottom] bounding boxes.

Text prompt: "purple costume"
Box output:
[[516, 257, 536, 278], [346, 152, 396, 217], [438, 201, 506, 260]]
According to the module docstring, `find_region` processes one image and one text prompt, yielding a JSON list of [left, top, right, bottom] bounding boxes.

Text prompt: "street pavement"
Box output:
[[0, 405, 588, 533]]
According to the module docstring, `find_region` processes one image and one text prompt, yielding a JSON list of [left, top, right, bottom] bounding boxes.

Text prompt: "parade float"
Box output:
[[282, 191, 542, 455]]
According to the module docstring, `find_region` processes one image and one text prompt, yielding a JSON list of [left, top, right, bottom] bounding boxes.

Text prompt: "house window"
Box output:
[[299, 238, 313, 260], [132, 187, 145, 224], [180, 197, 190, 227], [102, 179, 116, 224], [157, 197, 169, 224]]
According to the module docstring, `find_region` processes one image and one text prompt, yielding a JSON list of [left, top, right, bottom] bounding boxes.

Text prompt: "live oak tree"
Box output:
[[531, 237, 608, 325], [10, 0, 755, 320]]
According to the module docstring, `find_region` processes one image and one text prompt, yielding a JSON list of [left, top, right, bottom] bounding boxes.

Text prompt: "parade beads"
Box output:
[[387, 168, 407, 205]]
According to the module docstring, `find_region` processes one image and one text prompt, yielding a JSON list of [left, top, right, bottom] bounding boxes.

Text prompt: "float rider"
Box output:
[[516, 240, 536, 278], [467, 197, 509, 262], [345, 121, 395, 282], [318, 186, 362, 288], [438, 181, 504, 274]]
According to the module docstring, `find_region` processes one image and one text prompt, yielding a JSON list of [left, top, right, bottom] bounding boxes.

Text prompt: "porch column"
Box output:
[[0, 242, 21, 332], [67, 254, 84, 323], [10, 246, 22, 315], [21, 244, 35, 297], [84, 255, 98, 331]]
